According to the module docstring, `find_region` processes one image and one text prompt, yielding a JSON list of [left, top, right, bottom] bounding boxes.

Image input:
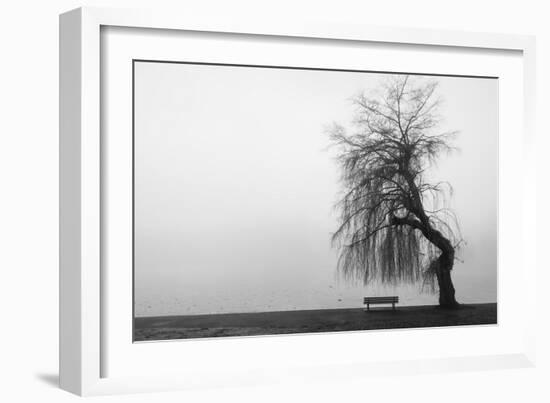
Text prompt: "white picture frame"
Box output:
[[59, 6, 537, 396]]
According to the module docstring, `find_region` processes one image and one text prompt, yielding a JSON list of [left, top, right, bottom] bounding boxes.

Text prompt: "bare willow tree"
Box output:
[[329, 75, 462, 307]]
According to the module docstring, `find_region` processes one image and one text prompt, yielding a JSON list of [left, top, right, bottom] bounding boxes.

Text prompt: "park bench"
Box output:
[[364, 296, 399, 311]]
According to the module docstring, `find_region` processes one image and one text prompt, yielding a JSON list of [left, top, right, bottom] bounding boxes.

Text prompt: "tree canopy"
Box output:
[[329, 75, 462, 300]]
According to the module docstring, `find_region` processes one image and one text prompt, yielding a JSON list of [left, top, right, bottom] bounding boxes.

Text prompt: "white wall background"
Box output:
[[0, 0, 547, 402]]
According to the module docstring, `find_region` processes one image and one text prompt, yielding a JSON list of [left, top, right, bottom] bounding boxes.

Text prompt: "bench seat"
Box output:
[[363, 296, 399, 311]]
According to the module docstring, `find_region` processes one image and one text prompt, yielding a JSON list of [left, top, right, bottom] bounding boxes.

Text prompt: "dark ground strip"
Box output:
[[134, 303, 496, 341]]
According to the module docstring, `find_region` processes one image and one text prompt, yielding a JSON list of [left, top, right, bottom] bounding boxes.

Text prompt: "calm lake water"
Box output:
[[134, 270, 496, 317]]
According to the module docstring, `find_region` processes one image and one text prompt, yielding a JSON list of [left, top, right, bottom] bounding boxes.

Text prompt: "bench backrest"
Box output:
[[364, 296, 399, 304]]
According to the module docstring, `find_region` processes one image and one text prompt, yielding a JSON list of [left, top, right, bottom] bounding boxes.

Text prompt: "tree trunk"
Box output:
[[422, 225, 459, 308], [434, 251, 458, 308], [389, 213, 460, 307]]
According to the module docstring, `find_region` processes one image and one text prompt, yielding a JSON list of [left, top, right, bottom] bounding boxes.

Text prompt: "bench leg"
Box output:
[[367, 303, 370, 311], [392, 302, 395, 311]]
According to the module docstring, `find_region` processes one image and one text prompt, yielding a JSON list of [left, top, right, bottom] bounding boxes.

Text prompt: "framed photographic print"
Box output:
[[60, 7, 537, 396]]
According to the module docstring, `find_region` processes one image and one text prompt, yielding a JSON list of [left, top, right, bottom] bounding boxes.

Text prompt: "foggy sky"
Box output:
[[133, 61, 497, 317]]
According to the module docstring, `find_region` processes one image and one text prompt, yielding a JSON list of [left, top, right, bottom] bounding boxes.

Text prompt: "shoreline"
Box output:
[[134, 303, 497, 342], [134, 302, 492, 320]]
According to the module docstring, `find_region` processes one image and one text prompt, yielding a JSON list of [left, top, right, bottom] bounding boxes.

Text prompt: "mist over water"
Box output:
[[135, 275, 496, 317], [134, 63, 497, 318]]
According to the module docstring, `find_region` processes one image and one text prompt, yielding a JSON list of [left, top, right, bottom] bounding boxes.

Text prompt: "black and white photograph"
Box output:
[[132, 61, 498, 342]]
